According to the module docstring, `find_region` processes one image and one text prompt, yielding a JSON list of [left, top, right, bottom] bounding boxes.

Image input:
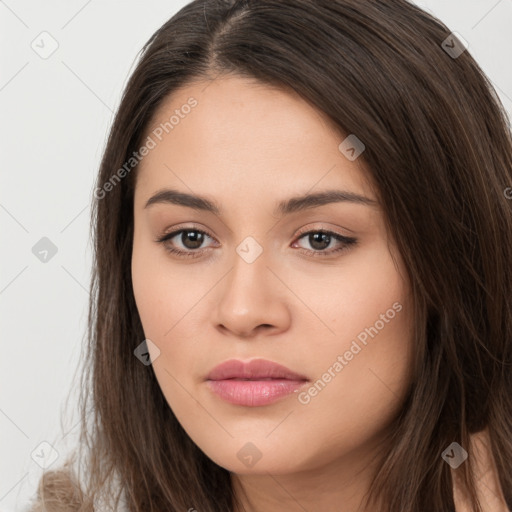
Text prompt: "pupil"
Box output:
[[182, 231, 204, 249], [310, 232, 330, 250]]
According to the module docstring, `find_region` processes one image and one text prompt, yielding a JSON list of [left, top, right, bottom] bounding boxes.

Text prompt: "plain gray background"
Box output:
[[1, 1, 511, 510]]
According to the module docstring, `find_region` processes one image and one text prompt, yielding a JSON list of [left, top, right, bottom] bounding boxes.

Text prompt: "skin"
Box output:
[[131, 74, 416, 511], [453, 429, 509, 512]]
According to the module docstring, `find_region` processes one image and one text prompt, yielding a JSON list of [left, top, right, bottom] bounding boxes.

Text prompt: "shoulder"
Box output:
[[453, 429, 510, 512]]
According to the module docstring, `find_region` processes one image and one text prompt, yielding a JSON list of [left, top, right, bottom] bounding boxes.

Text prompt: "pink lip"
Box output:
[[205, 358, 309, 407]]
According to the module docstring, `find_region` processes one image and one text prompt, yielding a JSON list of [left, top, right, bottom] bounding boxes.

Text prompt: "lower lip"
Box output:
[[206, 379, 308, 407]]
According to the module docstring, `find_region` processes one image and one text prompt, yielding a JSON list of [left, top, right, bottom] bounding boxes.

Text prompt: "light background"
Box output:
[[1, 1, 511, 510]]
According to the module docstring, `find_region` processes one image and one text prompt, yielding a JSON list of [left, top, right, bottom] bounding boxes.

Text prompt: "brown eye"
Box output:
[[155, 227, 216, 258], [306, 232, 333, 250], [177, 230, 206, 250], [292, 230, 357, 257]]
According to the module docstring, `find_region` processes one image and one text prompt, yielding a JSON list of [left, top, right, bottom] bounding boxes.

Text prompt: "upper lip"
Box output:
[[206, 358, 309, 381]]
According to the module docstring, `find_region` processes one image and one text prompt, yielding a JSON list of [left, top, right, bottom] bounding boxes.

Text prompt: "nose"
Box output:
[[213, 248, 291, 339]]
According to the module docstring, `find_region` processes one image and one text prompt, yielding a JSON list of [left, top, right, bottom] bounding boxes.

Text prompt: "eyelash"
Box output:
[[155, 224, 357, 260]]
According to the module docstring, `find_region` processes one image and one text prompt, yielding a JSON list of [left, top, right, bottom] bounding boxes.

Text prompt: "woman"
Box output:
[[30, 0, 512, 510]]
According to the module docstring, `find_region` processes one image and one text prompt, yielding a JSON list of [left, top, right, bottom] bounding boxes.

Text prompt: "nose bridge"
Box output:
[[224, 239, 271, 310], [213, 237, 290, 336]]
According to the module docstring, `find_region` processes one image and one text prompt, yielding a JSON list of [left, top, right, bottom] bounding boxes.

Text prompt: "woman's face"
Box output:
[[131, 75, 414, 478]]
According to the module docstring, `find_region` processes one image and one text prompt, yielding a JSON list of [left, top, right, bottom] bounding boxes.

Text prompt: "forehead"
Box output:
[[135, 75, 375, 204]]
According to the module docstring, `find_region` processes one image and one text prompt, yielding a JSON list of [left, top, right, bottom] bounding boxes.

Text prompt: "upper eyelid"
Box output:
[[160, 224, 216, 241], [160, 219, 353, 237], [160, 225, 349, 238]]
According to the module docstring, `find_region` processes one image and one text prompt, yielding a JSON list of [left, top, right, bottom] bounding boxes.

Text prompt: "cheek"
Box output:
[[131, 243, 204, 413], [131, 238, 219, 396], [294, 243, 414, 412], [294, 240, 409, 346], [131, 238, 205, 341]]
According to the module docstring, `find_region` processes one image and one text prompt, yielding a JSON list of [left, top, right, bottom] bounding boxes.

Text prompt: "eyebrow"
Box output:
[[144, 188, 378, 216]]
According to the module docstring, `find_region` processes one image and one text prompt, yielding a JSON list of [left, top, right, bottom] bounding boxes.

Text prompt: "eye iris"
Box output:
[[182, 230, 204, 249], [309, 232, 331, 250]]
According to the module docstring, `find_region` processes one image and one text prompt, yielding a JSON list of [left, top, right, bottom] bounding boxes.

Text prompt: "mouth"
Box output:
[[205, 378, 308, 407], [206, 358, 308, 381], [216, 377, 296, 381], [205, 358, 309, 407]]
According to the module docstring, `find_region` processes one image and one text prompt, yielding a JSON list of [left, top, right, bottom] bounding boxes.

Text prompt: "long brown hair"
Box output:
[[29, 1, 512, 510]]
